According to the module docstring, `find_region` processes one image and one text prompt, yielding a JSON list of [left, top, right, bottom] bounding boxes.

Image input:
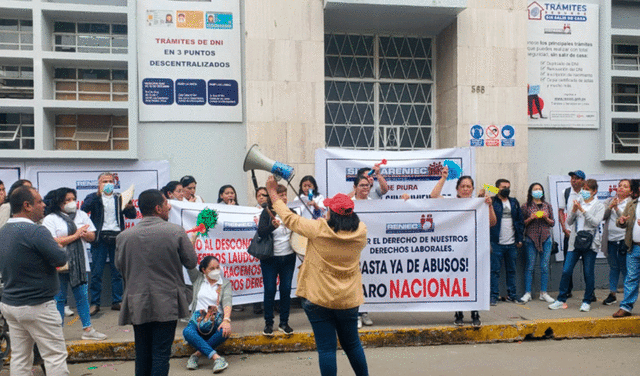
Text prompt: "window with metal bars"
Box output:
[[0, 19, 33, 51], [53, 21, 127, 54], [54, 68, 128, 101], [0, 65, 34, 99], [325, 33, 434, 150], [0, 113, 35, 150]]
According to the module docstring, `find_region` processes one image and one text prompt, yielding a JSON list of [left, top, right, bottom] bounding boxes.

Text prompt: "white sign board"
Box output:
[[527, 2, 599, 128], [137, 0, 242, 122]]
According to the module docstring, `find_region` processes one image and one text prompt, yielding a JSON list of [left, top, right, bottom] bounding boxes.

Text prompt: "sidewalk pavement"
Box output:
[[59, 289, 640, 362]]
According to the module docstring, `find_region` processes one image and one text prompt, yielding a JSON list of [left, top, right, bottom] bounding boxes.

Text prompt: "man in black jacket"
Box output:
[[81, 172, 136, 315]]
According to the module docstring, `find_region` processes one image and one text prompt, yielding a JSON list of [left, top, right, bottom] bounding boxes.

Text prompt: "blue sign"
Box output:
[[470, 124, 483, 139], [501, 139, 515, 147], [501, 125, 515, 139], [470, 139, 484, 147], [142, 78, 174, 105], [208, 80, 239, 106], [176, 79, 206, 105]]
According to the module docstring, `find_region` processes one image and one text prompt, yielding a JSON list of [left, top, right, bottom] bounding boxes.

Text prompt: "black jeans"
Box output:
[[563, 234, 574, 294], [133, 321, 177, 376]]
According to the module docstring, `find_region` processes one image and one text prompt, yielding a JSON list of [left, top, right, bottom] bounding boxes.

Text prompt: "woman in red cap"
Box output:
[[265, 176, 369, 376]]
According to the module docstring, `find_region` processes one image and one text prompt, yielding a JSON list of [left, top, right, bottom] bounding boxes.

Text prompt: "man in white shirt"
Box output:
[[614, 184, 640, 317], [558, 170, 586, 299]]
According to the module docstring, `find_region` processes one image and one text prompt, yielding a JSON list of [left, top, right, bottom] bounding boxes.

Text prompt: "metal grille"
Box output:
[[53, 22, 128, 54], [325, 33, 434, 150], [0, 113, 35, 150], [54, 68, 128, 101]]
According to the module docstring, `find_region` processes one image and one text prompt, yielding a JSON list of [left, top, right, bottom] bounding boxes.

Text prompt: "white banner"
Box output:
[[25, 160, 170, 228], [316, 148, 475, 200], [137, 0, 242, 122], [170, 198, 490, 312], [527, 2, 599, 128], [548, 173, 640, 260], [169, 200, 300, 305]]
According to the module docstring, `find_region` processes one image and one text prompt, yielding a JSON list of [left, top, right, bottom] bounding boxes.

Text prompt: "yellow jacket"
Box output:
[[273, 200, 367, 310]]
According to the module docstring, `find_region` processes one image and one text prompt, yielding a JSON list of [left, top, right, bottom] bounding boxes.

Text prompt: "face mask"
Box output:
[[207, 269, 221, 281], [580, 190, 591, 200], [102, 183, 114, 195], [500, 188, 510, 198], [531, 190, 543, 199], [63, 201, 77, 214]]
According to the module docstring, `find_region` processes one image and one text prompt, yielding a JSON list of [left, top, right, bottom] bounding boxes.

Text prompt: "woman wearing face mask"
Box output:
[[42, 188, 107, 341], [180, 175, 204, 203], [602, 179, 632, 306], [217, 185, 239, 205], [549, 179, 604, 312], [161, 181, 184, 201], [183, 256, 232, 373], [520, 183, 555, 304]]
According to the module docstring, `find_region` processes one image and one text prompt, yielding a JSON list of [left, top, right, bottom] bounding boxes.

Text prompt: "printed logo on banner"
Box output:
[[485, 125, 500, 147], [469, 124, 484, 147], [345, 162, 452, 182], [76, 173, 122, 190], [222, 221, 258, 231], [501, 125, 515, 147], [386, 214, 435, 234], [527, 2, 544, 20]]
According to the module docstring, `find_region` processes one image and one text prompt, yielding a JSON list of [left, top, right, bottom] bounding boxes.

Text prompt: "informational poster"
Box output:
[[169, 198, 490, 312], [548, 173, 640, 260], [25, 160, 170, 228], [316, 148, 475, 200], [469, 124, 516, 147], [137, 0, 242, 122], [527, 2, 599, 128]]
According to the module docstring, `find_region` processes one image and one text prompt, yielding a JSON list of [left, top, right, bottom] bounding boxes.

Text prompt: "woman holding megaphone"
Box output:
[[265, 175, 369, 376]]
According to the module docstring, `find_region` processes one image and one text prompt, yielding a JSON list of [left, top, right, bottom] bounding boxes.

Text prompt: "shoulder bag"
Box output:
[[247, 207, 276, 260]]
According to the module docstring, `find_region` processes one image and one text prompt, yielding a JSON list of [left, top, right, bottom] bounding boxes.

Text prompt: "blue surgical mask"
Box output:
[[102, 183, 115, 195], [531, 190, 543, 199], [580, 190, 591, 200]]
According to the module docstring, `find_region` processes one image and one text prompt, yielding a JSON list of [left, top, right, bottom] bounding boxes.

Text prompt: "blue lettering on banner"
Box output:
[[208, 80, 239, 106], [544, 15, 586, 21], [223, 222, 257, 231], [386, 214, 435, 234], [142, 78, 174, 105], [176, 79, 206, 105], [544, 3, 587, 12]]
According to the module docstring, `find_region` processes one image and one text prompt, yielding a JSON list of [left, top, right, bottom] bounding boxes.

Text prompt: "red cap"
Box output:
[[323, 193, 355, 216]]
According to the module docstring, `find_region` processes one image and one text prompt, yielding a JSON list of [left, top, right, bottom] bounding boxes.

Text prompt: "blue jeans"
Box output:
[[607, 240, 628, 293], [133, 321, 176, 376], [620, 245, 640, 312], [183, 322, 227, 359], [490, 243, 518, 300], [302, 300, 368, 376], [89, 239, 123, 306], [261, 253, 296, 326], [54, 274, 91, 328], [524, 238, 552, 293], [557, 249, 596, 304]]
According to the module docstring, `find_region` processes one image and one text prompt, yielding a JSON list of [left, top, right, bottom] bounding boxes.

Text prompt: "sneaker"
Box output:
[[548, 300, 567, 310], [490, 298, 498, 306], [603, 293, 617, 306], [471, 311, 481, 327], [454, 312, 464, 326], [64, 306, 74, 317], [89, 305, 100, 316], [278, 323, 294, 335], [519, 293, 532, 304], [579, 303, 591, 312], [360, 313, 373, 326], [539, 292, 555, 303], [513, 297, 526, 305], [81, 328, 107, 341], [357, 316, 363, 329], [212, 356, 228, 373], [186, 354, 199, 370], [263, 324, 274, 336], [590, 295, 597, 303], [613, 309, 632, 318], [232, 306, 245, 312]]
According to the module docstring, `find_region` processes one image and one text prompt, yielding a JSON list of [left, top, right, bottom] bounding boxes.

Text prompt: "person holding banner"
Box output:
[[549, 179, 604, 312], [258, 184, 296, 336], [265, 175, 369, 376], [180, 175, 204, 203], [520, 183, 556, 304], [161, 181, 184, 201], [431, 168, 496, 326], [349, 166, 388, 200], [352, 176, 373, 328]]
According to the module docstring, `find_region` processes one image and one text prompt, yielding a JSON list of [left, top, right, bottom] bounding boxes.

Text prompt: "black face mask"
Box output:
[[500, 188, 511, 198]]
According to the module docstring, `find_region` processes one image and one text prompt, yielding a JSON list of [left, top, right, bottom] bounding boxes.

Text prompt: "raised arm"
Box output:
[[429, 166, 449, 199]]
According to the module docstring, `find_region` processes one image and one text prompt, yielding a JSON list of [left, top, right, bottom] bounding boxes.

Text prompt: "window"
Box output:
[[612, 82, 640, 112], [0, 65, 34, 99], [0, 113, 35, 150], [55, 114, 128, 150], [612, 121, 640, 154], [0, 19, 33, 50], [54, 68, 128, 101], [53, 21, 127, 54], [325, 33, 434, 150], [612, 43, 640, 71]]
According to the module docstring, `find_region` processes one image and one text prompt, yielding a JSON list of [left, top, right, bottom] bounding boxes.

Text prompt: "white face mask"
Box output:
[[63, 201, 77, 214], [207, 269, 221, 281]]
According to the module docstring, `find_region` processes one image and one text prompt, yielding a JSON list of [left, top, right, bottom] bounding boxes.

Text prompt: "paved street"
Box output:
[[4, 337, 640, 376]]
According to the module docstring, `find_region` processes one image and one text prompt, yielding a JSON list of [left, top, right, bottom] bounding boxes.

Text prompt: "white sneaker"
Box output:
[[520, 293, 532, 303], [64, 306, 74, 317], [539, 292, 555, 303], [81, 328, 107, 341], [579, 303, 591, 312], [360, 313, 373, 326], [357, 316, 363, 329], [548, 300, 567, 310]]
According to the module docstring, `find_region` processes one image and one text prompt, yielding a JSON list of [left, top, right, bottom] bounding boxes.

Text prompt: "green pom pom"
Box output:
[[196, 208, 218, 237]]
